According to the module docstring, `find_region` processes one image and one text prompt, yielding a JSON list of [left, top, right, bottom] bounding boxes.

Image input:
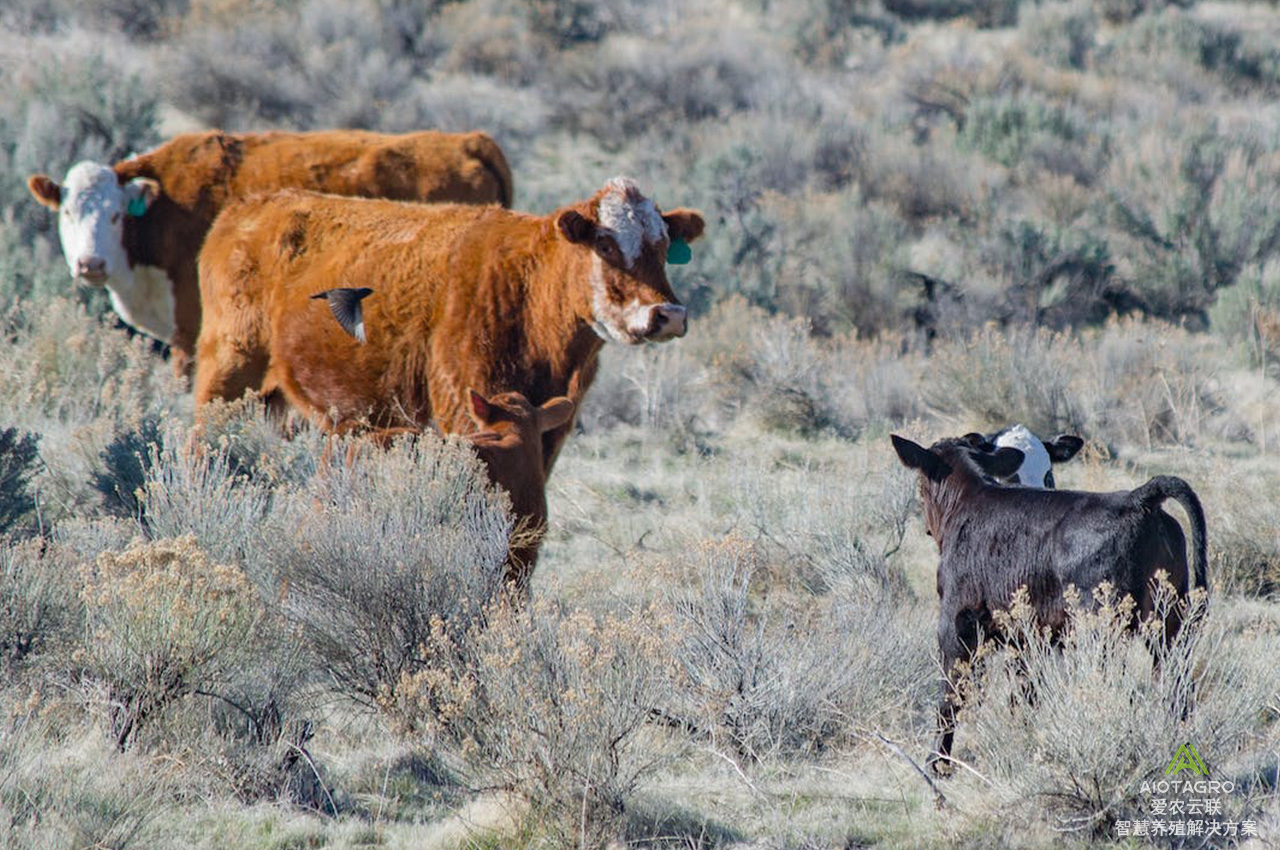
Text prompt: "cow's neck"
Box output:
[[927, 472, 987, 552], [482, 233, 604, 402]]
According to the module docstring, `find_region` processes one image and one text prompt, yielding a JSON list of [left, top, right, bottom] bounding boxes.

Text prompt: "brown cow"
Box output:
[[194, 176, 704, 472], [27, 129, 513, 380]]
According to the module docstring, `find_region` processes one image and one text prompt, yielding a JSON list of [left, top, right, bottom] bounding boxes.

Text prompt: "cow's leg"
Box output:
[[193, 336, 269, 413], [169, 327, 197, 388], [930, 607, 982, 776]]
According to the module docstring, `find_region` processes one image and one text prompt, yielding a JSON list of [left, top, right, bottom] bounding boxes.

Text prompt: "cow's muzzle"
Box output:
[[75, 256, 108, 285], [642, 303, 687, 341]]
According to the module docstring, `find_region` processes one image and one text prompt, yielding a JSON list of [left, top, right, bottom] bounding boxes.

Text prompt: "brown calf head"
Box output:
[[555, 176, 704, 345], [467, 390, 576, 458], [891, 435, 1025, 546]]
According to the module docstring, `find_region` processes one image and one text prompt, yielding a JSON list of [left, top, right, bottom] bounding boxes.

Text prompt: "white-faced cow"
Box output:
[[193, 176, 704, 474], [27, 129, 513, 380], [962, 425, 1084, 488], [891, 433, 1207, 774]]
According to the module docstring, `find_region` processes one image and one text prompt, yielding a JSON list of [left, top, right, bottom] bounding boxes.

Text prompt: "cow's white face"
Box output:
[[32, 161, 158, 287], [994, 424, 1053, 488]]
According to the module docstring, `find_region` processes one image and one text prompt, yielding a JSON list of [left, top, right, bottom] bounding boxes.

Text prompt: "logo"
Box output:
[[1165, 743, 1207, 777]]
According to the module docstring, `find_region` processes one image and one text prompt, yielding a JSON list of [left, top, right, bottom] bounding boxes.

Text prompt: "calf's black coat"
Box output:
[[891, 434, 1207, 773]]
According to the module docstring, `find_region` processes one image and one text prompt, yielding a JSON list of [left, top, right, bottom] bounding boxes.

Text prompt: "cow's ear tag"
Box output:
[[667, 238, 691, 265], [126, 197, 148, 217]]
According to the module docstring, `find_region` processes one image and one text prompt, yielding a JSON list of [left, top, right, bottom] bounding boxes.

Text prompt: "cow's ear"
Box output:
[[663, 208, 705, 243], [556, 210, 596, 244], [961, 432, 995, 451], [28, 174, 61, 210], [124, 177, 160, 215], [891, 435, 951, 482], [1044, 434, 1084, 463], [537, 397, 575, 433], [468, 389, 494, 426], [973, 446, 1025, 480]]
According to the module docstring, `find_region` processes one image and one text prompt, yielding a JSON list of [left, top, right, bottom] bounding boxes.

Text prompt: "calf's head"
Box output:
[[28, 162, 159, 287], [960, 425, 1084, 488], [891, 434, 1025, 544], [556, 177, 704, 345], [467, 389, 576, 464]]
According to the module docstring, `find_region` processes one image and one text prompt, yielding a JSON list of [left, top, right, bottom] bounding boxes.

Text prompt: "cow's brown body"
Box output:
[[194, 178, 703, 472], [32, 129, 512, 379]]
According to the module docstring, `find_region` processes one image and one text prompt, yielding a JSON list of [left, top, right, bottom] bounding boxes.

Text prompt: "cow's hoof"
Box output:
[[926, 753, 955, 778]]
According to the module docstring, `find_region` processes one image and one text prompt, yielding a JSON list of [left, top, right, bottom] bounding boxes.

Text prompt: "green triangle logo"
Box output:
[[1165, 743, 1207, 777]]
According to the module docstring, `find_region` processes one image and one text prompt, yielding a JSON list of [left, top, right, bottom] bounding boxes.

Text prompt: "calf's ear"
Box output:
[[28, 174, 61, 209], [1044, 434, 1084, 463], [556, 210, 596, 244], [973, 446, 1025, 479], [891, 435, 951, 482], [537, 397, 575, 433], [663, 209, 705, 243], [468, 389, 494, 426]]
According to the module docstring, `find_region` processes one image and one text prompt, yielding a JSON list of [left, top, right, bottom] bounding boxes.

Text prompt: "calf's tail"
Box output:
[[1133, 475, 1208, 593]]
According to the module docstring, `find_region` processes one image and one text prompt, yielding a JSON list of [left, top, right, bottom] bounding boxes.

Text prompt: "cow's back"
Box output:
[[118, 129, 510, 213], [196, 190, 511, 423], [941, 487, 1152, 614]]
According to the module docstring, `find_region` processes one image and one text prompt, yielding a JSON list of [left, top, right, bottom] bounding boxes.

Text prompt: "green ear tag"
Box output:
[[127, 197, 148, 217], [667, 238, 692, 265]]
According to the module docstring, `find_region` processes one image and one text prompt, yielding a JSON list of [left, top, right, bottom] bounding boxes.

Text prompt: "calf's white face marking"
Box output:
[[994, 424, 1052, 488]]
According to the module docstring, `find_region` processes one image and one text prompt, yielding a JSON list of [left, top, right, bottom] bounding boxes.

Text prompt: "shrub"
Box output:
[[551, 26, 779, 149], [90, 418, 160, 520], [412, 595, 676, 848], [959, 94, 1102, 178], [0, 428, 40, 537], [1106, 131, 1280, 325], [922, 324, 1086, 437], [77, 536, 266, 749], [657, 538, 930, 762], [0, 539, 74, 671], [253, 432, 511, 718], [962, 583, 1274, 836], [1019, 0, 1097, 71], [139, 424, 272, 565]]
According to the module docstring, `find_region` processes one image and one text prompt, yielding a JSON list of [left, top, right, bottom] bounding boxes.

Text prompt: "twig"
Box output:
[[283, 739, 338, 816], [706, 744, 765, 800], [868, 732, 947, 809]]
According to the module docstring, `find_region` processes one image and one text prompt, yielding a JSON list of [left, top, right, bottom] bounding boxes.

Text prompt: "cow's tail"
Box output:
[[466, 132, 514, 208], [1133, 475, 1208, 593]]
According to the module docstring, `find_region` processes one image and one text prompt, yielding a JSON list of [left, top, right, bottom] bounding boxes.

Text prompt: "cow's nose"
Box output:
[[648, 304, 687, 340], [76, 256, 107, 281]]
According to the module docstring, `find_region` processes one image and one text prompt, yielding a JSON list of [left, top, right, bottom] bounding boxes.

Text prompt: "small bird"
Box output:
[[312, 287, 373, 343]]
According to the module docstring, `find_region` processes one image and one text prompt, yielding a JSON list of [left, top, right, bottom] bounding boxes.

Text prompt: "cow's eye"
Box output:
[[110, 213, 121, 224]]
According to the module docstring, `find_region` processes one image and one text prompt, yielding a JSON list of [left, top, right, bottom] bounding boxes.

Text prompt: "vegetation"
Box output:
[[2, 0, 1280, 847]]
